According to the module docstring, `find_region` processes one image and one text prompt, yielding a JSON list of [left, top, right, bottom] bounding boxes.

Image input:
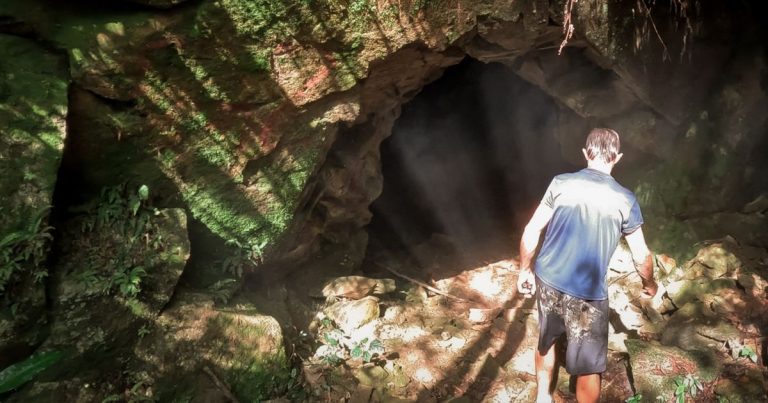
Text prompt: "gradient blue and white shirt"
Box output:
[[535, 168, 643, 300]]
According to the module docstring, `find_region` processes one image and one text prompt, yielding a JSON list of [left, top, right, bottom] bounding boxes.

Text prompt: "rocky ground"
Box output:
[[247, 232, 768, 402]]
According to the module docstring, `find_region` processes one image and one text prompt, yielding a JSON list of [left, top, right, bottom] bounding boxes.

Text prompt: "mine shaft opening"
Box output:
[[363, 57, 578, 280]]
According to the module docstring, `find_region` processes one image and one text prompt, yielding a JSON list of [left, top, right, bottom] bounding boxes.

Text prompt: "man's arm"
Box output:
[[624, 227, 658, 297], [517, 204, 554, 296]]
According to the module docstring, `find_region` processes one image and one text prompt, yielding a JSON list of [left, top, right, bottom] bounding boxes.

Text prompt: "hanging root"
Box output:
[[635, 0, 700, 61], [558, 0, 579, 55]]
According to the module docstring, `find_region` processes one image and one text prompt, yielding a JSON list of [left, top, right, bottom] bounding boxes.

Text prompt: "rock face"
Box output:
[[2, 0, 765, 274], [0, 34, 68, 366]]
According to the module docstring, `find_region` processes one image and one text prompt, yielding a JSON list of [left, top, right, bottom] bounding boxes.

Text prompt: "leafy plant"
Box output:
[[137, 325, 151, 339], [80, 184, 153, 238], [0, 206, 53, 293], [625, 393, 642, 403], [0, 350, 63, 393], [208, 278, 239, 304], [738, 346, 758, 363], [112, 266, 147, 298], [316, 318, 386, 365], [102, 380, 153, 403], [220, 238, 267, 278], [674, 374, 704, 403], [350, 338, 385, 363], [75, 266, 101, 292], [728, 339, 759, 363]]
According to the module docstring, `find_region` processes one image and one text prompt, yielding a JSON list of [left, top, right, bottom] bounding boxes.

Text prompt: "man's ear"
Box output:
[[582, 148, 590, 161], [613, 153, 624, 164]]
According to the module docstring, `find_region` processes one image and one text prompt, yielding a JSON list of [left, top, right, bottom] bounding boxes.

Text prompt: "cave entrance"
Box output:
[[364, 57, 578, 280]]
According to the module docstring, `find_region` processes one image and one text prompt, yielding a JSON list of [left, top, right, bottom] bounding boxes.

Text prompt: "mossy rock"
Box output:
[[147, 294, 295, 402], [0, 34, 68, 364], [0, 34, 68, 235], [625, 339, 721, 401], [665, 278, 737, 308], [46, 203, 189, 354]]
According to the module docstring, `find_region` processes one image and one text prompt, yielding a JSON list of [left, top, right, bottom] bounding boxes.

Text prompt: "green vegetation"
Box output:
[[625, 394, 642, 403], [738, 346, 758, 363], [208, 278, 239, 304], [317, 318, 386, 365], [206, 314, 306, 401], [673, 374, 704, 403], [0, 35, 67, 328], [0, 207, 52, 293], [728, 339, 758, 363], [102, 381, 152, 403], [67, 183, 173, 312], [220, 238, 267, 278], [0, 350, 63, 394], [112, 266, 147, 299]]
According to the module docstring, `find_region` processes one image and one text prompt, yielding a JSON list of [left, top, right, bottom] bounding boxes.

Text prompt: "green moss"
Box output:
[[0, 35, 67, 304], [181, 183, 274, 243], [206, 313, 295, 401]]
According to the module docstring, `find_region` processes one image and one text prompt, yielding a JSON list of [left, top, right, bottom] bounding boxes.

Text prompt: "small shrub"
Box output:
[[674, 374, 703, 403], [112, 266, 147, 298], [219, 238, 267, 279], [0, 206, 53, 293], [315, 318, 386, 365]]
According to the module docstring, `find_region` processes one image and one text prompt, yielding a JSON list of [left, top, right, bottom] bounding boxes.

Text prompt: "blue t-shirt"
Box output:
[[534, 168, 643, 300]]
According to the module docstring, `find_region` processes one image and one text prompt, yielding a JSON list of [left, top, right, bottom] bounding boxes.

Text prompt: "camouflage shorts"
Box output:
[[536, 278, 609, 375]]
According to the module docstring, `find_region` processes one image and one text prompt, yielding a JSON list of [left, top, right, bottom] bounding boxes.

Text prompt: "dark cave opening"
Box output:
[[365, 57, 578, 272]]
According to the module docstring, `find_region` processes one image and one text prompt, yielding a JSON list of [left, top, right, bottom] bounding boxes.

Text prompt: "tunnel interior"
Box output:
[[364, 57, 579, 275]]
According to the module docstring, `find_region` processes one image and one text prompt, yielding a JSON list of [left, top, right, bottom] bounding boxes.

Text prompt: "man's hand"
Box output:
[[640, 266, 658, 297], [625, 228, 657, 297], [517, 268, 536, 298], [517, 204, 553, 299]]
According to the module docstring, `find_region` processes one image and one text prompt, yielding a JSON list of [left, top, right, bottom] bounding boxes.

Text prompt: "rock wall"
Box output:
[[0, 34, 68, 366], [3, 0, 765, 268]]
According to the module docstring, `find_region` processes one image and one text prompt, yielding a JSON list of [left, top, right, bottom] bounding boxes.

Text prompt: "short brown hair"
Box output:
[[585, 128, 620, 163]]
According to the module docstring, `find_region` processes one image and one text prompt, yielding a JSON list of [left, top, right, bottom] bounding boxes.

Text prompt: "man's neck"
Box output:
[[586, 161, 614, 175]]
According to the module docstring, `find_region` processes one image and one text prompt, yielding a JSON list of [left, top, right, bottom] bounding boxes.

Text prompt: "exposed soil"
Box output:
[[247, 229, 768, 402]]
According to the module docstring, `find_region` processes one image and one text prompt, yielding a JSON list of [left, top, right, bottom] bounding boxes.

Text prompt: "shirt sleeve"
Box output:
[[540, 177, 559, 208], [622, 199, 644, 234]]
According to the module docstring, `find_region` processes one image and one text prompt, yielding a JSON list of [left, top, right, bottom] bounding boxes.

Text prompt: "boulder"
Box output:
[[0, 34, 68, 365], [45, 204, 190, 353], [691, 243, 741, 279], [132, 291, 290, 402], [319, 276, 396, 299], [666, 278, 738, 308], [714, 367, 766, 403], [324, 296, 380, 333], [625, 339, 721, 400], [742, 193, 768, 214], [661, 301, 739, 351]]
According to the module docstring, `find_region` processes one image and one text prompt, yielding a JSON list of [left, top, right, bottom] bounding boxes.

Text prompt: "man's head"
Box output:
[[582, 128, 623, 166]]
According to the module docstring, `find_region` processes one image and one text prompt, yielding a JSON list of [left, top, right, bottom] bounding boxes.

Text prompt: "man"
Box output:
[[516, 128, 658, 403]]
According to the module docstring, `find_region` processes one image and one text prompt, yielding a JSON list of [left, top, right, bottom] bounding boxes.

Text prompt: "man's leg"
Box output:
[[535, 280, 566, 403], [563, 296, 609, 403], [575, 373, 600, 403], [535, 342, 557, 402]]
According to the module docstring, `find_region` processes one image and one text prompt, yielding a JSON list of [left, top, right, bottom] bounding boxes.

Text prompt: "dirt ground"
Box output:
[[250, 231, 767, 402]]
